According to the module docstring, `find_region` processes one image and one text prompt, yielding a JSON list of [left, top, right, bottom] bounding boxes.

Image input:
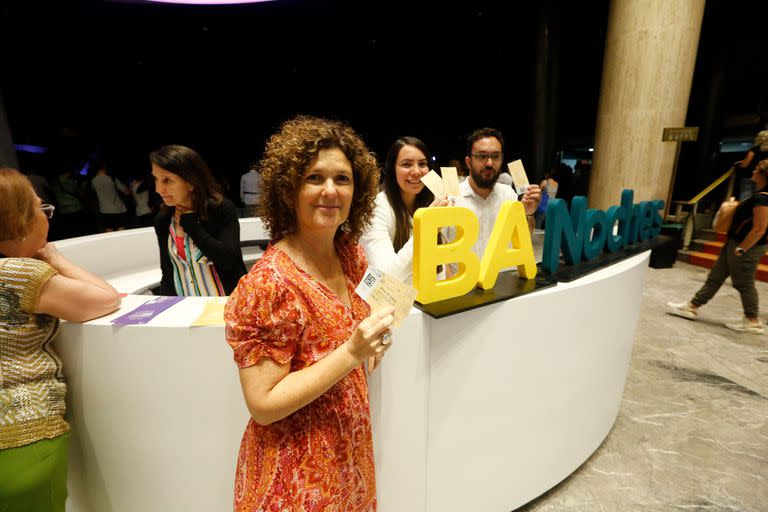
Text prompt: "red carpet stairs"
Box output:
[[677, 229, 768, 282]]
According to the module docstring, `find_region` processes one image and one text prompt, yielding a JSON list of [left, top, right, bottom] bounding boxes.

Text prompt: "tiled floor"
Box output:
[[517, 261, 768, 512]]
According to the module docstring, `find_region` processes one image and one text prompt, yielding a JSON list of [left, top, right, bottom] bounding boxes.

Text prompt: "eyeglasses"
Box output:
[[471, 152, 503, 163], [40, 204, 55, 219]]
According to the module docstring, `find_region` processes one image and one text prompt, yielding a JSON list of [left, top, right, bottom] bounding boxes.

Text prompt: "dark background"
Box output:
[[1, 0, 766, 200]]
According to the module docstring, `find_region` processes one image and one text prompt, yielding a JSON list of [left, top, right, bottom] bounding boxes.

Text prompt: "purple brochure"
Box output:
[[111, 296, 185, 325]]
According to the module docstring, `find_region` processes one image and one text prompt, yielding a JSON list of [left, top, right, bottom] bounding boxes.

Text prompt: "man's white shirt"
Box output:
[[450, 178, 518, 259]]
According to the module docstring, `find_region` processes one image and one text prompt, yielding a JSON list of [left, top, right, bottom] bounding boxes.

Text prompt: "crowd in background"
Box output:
[[19, 157, 160, 240], [15, 142, 593, 244]]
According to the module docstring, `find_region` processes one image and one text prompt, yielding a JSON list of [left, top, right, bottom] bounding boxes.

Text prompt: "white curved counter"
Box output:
[[53, 221, 649, 512]]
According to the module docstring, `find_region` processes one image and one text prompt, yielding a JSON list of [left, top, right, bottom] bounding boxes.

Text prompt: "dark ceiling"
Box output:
[[1, 0, 765, 194]]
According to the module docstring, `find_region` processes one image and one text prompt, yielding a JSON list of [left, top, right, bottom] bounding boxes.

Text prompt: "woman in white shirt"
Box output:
[[360, 137, 447, 283]]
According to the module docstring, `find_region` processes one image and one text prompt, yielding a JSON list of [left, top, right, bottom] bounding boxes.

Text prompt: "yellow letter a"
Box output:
[[477, 201, 537, 289], [413, 206, 480, 304]]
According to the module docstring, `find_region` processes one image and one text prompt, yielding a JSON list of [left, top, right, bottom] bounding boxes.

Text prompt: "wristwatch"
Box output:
[[735, 247, 746, 256]]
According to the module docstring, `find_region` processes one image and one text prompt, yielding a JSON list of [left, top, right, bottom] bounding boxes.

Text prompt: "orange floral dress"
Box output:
[[224, 241, 376, 512]]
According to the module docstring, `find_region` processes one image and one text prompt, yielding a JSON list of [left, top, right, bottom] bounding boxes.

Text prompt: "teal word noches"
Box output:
[[542, 189, 664, 273]]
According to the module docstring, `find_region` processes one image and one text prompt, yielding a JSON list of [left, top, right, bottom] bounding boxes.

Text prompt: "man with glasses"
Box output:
[[450, 127, 541, 258]]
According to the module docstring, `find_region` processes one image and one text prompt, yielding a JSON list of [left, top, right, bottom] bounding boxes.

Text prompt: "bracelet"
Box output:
[[735, 246, 746, 255]]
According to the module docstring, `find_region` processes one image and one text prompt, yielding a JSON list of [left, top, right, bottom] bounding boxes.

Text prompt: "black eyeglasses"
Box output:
[[470, 152, 503, 163], [40, 204, 55, 219]]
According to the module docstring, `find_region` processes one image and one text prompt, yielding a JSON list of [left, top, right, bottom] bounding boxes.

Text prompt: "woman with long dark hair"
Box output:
[[360, 137, 448, 283], [151, 145, 246, 296]]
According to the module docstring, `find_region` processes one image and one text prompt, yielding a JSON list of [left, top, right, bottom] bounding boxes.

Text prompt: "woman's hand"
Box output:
[[178, 211, 198, 230], [33, 242, 65, 269], [173, 205, 194, 223], [429, 197, 449, 208], [367, 352, 385, 376], [33, 242, 121, 323], [345, 307, 394, 362]]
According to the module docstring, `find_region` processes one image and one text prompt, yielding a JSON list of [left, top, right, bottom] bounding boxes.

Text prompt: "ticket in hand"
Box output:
[[507, 160, 530, 196], [420, 170, 446, 198], [355, 267, 418, 328], [439, 166, 461, 196]]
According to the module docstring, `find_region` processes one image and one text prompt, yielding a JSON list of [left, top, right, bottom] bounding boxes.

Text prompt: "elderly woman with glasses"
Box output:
[[0, 168, 121, 511], [224, 116, 393, 512]]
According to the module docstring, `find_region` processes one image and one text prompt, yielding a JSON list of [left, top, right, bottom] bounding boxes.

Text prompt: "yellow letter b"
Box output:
[[413, 206, 480, 304]]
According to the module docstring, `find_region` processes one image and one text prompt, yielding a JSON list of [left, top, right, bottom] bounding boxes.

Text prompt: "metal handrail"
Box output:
[[669, 167, 736, 249]]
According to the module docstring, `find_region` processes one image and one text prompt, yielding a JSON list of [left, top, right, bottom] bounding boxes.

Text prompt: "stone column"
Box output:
[[588, 0, 705, 210]]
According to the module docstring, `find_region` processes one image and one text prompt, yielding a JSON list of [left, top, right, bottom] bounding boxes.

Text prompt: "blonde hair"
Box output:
[[755, 131, 768, 152], [0, 168, 37, 241]]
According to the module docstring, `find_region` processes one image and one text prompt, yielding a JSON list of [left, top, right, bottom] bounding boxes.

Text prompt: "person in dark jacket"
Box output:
[[150, 145, 246, 296]]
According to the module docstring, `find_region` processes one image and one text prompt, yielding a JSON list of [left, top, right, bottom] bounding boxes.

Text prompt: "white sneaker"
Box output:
[[724, 318, 765, 334], [666, 301, 698, 320]]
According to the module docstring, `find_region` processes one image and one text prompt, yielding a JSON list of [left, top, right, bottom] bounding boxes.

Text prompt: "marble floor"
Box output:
[[517, 261, 768, 512]]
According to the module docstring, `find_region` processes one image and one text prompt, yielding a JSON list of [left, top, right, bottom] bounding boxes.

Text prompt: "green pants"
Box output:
[[0, 432, 69, 512], [692, 239, 767, 318]]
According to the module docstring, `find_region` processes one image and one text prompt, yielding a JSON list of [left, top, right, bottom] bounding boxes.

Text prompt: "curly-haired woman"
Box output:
[[224, 116, 394, 511]]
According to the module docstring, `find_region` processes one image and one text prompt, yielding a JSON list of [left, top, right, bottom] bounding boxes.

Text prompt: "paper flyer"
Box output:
[[111, 296, 185, 325], [192, 298, 228, 326]]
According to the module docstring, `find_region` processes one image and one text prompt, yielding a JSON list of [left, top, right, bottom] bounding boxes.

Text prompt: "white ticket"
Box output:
[[440, 166, 461, 196], [355, 266, 417, 328], [507, 159, 530, 196], [420, 170, 446, 198]]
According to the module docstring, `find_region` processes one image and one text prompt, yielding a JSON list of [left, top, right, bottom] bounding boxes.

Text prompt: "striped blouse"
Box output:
[[167, 222, 226, 297]]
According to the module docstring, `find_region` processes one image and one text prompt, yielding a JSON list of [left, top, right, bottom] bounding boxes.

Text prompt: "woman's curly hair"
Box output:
[[258, 116, 380, 242]]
